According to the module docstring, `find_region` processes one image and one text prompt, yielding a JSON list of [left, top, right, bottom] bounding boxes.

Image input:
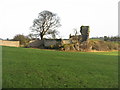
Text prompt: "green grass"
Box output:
[[2, 46, 118, 88], [89, 38, 101, 41]]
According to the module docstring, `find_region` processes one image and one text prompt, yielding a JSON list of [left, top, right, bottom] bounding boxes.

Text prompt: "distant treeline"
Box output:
[[91, 36, 120, 42]]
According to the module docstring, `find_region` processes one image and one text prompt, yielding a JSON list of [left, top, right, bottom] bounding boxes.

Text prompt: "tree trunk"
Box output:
[[40, 33, 43, 40]]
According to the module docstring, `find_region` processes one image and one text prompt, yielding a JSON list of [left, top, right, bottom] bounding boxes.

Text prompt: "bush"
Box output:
[[45, 44, 61, 49], [63, 44, 75, 51], [13, 34, 30, 47], [89, 40, 118, 51], [62, 40, 118, 51], [79, 41, 92, 51], [106, 42, 118, 50]]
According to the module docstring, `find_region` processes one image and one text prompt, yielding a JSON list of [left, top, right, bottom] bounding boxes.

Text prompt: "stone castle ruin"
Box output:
[[63, 26, 90, 51], [80, 26, 90, 42], [1, 25, 118, 51], [0, 26, 91, 51], [69, 35, 82, 43], [69, 26, 90, 44], [28, 26, 90, 51]]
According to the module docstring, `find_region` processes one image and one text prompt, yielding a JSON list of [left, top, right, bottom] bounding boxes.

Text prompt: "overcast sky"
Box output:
[[0, 0, 119, 39]]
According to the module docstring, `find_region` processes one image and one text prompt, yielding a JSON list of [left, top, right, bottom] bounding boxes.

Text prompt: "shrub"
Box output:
[[106, 42, 118, 50], [89, 40, 118, 51], [13, 34, 30, 47], [63, 44, 75, 51]]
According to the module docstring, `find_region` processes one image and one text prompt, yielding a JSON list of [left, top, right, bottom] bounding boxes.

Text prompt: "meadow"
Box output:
[[2, 46, 118, 88]]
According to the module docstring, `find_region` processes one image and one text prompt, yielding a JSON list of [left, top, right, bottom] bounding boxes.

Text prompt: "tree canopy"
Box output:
[[13, 34, 30, 45], [31, 10, 61, 40]]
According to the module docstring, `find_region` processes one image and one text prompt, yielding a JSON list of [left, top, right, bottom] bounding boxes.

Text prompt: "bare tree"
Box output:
[[30, 10, 61, 40]]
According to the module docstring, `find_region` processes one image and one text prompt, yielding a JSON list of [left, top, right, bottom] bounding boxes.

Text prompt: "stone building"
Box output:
[[28, 40, 43, 48], [62, 39, 70, 45], [69, 35, 82, 43], [69, 26, 90, 44], [80, 26, 90, 42], [43, 39, 62, 48], [28, 26, 90, 49], [28, 39, 62, 48]]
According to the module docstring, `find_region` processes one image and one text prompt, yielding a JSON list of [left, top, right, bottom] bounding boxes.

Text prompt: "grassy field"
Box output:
[[2, 46, 118, 88]]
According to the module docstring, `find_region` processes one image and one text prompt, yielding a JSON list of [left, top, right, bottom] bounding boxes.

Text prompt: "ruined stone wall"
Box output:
[[0, 40, 20, 47], [69, 35, 82, 43], [43, 39, 62, 47], [28, 40, 43, 48], [62, 40, 70, 45], [80, 26, 90, 42]]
